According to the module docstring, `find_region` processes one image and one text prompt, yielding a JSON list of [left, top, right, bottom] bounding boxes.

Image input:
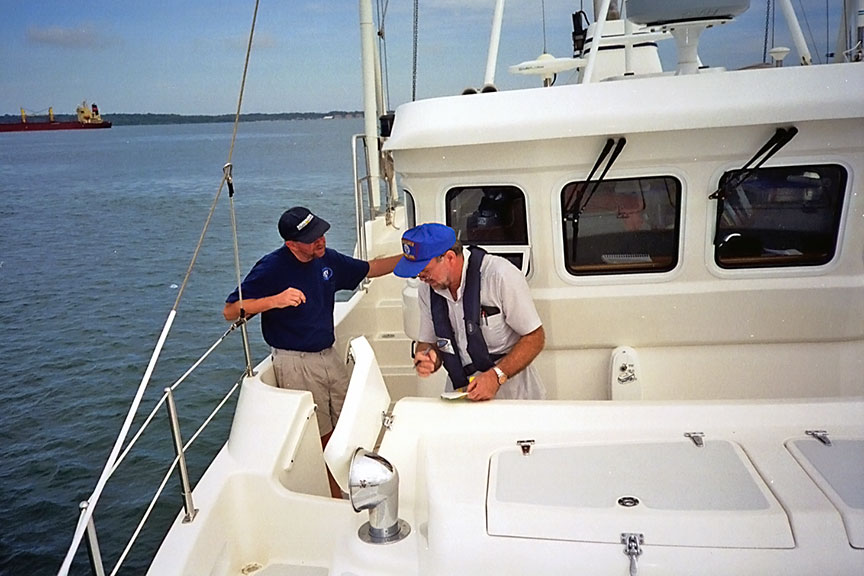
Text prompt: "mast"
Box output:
[[484, 0, 506, 87], [776, 0, 813, 65], [359, 0, 382, 212]]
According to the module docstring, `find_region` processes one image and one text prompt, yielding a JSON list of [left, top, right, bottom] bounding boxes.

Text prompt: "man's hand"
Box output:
[[272, 287, 306, 308], [467, 369, 499, 401], [413, 347, 439, 378], [223, 287, 307, 322]]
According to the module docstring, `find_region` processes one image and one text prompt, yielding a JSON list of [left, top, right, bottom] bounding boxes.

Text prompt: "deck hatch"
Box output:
[[486, 440, 793, 548], [786, 437, 864, 548]]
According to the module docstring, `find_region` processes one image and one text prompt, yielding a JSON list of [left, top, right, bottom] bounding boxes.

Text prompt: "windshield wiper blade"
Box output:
[[563, 137, 627, 219], [709, 126, 798, 201], [563, 137, 627, 266]]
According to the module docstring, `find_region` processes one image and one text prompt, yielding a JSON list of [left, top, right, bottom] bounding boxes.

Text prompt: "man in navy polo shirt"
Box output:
[[223, 206, 400, 495]]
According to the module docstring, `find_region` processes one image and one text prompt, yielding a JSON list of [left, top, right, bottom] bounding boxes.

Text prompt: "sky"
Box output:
[[0, 1, 848, 116]]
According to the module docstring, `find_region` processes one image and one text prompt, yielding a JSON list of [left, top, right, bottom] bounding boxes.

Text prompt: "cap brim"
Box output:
[[292, 218, 330, 243], [394, 256, 432, 278]]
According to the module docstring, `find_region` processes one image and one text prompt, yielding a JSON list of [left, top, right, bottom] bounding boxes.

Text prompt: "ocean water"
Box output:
[[0, 118, 364, 575]]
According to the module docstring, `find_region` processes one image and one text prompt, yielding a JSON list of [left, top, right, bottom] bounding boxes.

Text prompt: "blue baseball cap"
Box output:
[[394, 223, 457, 278]]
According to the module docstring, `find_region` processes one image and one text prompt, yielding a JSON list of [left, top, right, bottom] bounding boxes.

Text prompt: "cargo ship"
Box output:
[[0, 101, 111, 132]]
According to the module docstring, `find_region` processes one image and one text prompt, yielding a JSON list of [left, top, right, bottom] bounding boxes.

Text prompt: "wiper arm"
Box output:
[[578, 137, 627, 215], [563, 137, 627, 219], [563, 137, 627, 265], [709, 126, 798, 201]]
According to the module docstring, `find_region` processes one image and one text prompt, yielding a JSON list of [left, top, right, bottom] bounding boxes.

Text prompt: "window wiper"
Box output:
[[710, 127, 798, 248], [563, 137, 627, 219], [709, 126, 798, 201], [563, 137, 627, 265]]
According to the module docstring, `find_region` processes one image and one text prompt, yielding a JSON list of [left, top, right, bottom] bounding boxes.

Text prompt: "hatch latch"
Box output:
[[516, 439, 535, 455], [684, 432, 705, 447], [621, 532, 644, 576], [805, 429, 832, 446]]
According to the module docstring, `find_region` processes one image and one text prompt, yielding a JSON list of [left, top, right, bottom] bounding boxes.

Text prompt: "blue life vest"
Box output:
[[430, 246, 503, 388]]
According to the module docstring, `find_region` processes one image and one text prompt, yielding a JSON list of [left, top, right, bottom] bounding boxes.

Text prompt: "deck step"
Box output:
[[374, 299, 404, 333], [369, 332, 414, 368]]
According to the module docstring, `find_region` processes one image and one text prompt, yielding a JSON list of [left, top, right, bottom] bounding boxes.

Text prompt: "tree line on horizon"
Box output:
[[0, 111, 362, 126]]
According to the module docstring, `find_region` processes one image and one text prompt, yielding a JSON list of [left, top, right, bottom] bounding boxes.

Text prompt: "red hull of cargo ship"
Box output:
[[0, 121, 112, 133]]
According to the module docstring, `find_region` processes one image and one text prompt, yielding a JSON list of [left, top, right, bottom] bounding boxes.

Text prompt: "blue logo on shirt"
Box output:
[[322, 267, 333, 281]]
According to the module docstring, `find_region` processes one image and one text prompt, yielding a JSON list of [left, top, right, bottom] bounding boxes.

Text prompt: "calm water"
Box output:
[[0, 118, 364, 575]]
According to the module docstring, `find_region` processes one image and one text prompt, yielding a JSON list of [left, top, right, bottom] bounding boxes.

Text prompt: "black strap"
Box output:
[[431, 246, 499, 388]]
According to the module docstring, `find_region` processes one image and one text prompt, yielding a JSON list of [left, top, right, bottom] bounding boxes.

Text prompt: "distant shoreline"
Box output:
[[0, 111, 362, 126]]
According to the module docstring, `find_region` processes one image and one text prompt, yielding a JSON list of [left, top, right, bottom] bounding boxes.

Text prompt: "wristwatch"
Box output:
[[493, 366, 508, 386]]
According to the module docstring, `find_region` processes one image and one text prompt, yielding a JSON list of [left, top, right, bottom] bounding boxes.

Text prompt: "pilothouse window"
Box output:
[[561, 176, 681, 275], [713, 165, 846, 268], [446, 186, 529, 273]]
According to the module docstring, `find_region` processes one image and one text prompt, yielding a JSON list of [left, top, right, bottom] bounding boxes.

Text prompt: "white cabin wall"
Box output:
[[391, 116, 864, 401]]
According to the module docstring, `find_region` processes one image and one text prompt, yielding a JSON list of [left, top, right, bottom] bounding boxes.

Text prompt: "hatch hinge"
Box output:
[[381, 411, 395, 430], [684, 432, 705, 447], [516, 439, 535, 455], [621, 533, 644, 576], [805, 429, 831, 446]]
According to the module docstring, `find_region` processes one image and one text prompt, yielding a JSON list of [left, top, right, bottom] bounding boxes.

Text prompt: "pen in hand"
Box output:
[[413, 347, 437, 377]]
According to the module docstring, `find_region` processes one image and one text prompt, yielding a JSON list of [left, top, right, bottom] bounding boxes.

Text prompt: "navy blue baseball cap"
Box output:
[[278, 207, 330, 243], [394, 223, 457, 278]]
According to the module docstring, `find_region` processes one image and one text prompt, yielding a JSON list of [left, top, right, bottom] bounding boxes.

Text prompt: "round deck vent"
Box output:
[[617, 496, 641, 507]]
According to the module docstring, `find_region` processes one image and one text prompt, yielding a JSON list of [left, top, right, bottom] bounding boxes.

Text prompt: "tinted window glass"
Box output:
[[713, 165, 846, 268], [445, 186, 528, 245], [561, 176, 681, 275]]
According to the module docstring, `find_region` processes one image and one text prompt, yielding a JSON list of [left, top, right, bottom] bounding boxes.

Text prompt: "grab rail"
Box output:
[[352, 130, 400, 266], [352, 133, 372, 262], [58, 324, 244, 576]]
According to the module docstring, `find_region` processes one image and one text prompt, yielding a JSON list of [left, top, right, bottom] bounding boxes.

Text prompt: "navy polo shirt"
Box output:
[[226, 245, 369, 352]]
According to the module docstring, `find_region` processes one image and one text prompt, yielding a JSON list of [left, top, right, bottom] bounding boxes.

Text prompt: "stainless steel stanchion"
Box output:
[[164, 388, 198, 522], [79, 500, 106, 576]]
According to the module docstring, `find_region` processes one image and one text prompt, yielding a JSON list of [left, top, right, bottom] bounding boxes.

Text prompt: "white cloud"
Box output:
[[27, 24, 115, 49]]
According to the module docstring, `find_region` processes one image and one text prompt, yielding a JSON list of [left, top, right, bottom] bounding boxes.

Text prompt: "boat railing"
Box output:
[[58, 323, 245, 576], [352, 133, 372, 263], [352, 132, 398, 263]]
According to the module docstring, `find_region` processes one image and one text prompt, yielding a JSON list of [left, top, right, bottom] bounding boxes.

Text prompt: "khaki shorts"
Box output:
[[271, 346, 349, 437]]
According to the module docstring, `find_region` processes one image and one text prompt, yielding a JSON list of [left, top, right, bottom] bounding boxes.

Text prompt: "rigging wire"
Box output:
[[762, 1, 768, 62], [377, 0, 392, 109], [412, 0, 419, 101], [541, 0, 548, 54]]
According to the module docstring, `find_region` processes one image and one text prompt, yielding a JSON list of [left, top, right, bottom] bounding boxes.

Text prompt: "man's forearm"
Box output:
[[496, 325, 545, 378], [223, 297, 270, 322], [367, 254, 402, 278]]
